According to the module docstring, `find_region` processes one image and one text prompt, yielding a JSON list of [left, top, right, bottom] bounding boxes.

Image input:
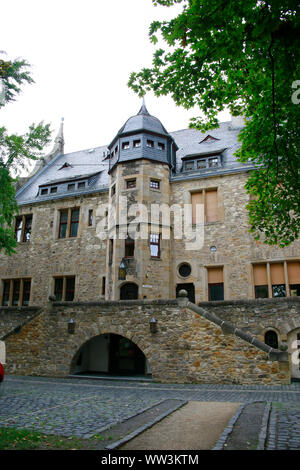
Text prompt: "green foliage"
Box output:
[[0, 55, 51, 255], [129, 0, 300, 246]]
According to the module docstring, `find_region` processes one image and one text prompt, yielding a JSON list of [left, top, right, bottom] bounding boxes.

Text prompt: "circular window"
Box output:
[[178, 263, 192, 278]]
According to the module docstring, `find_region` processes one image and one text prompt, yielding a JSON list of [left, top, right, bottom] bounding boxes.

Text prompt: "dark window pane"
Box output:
[[2, 280, 10, 306], [133, 140, 141, 148], [41, 188, 48, 195], [125, 237, 135, 258], [255, 285, 269, 299], [65, 277, 75, 301], [12, 280, 20, 306], [158, 142, 165, 151], [126, 179, 136, 189], [22, 280, 31, 306], [209, 283, 224, 301], [59, 211, 68, 238], [70, 209, 79, 237], [290, 284, 300, 296], [67, 183, 75, 191], [265, 331, 278, 349], [78, 182, 85, 189], [178, 264, 191, 278], [54, 278, 63, 301], [88, 209, 93, 226], [50, 186, 57, 193], [272, 284, 286, 297], [146, 140, 154, 148]]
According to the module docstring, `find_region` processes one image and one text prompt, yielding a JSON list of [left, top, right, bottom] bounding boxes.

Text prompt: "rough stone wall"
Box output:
[[3, 300, 290, 385], [0, 306, 41, 339], [0, 192, 108, 305], [170, 172, 300, 302], [198, 297, 300, 343]]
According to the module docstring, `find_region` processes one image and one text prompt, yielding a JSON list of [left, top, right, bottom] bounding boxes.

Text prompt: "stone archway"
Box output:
[[120, 283, 139, 300], [70, 333, 151, 377], [288, 328, 300, 380]]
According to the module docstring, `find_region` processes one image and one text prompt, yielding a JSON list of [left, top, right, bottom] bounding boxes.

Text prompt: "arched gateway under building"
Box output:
[[70, 333, 151, 377]]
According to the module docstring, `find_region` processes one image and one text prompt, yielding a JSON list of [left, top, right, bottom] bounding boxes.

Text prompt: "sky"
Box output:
[[1, 0, 230, 164]]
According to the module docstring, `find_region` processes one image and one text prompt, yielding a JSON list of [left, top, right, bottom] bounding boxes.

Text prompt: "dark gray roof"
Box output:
[[16, 116, 253, 206], [110, 102, 170, 147], [16, 146, 109, 205], [170, 121, 250, 174]]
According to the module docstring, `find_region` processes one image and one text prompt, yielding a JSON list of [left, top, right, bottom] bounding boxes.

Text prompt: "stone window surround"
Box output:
[[54, 206, 81, 240], [52, 275, 76, 302], [0, 277, 32, 307], [204, 264, 227, 302], [251, 259, 300, 299], [149, 178, 161, 191], [15, 213, 33, 243]]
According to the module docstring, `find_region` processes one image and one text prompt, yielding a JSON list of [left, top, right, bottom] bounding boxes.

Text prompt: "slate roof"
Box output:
[[16, 114, 253, 206], [110, 101, 170, 146], [16, 146, 109, 205]]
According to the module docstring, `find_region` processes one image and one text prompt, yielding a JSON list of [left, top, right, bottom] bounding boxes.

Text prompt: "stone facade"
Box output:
[[2, 299, 290, 385], [0, 103, 299, 384]]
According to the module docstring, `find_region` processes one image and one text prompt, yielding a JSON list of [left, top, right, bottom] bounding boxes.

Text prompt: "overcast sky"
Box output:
[[1, 0, 230, 161]]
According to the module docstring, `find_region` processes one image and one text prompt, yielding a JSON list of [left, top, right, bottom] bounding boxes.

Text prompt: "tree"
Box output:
[[128, 0, 300, 247], [0, 55, 51, 255]]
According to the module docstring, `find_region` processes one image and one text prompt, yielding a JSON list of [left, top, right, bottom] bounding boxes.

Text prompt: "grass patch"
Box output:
[[0, 426, 104, 450]]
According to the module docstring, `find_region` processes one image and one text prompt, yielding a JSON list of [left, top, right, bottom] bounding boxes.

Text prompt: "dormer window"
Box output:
[[208, 157, 219, 167], [183, 154, 222, 172], [199, 135, 219, 143], [41, 188, 48, 195], [78, 182, 86, 190], [197, 159, 206, 169], [147, 139, 154, 148], [133, 140, 141, 148], [122, 142, 130, 150], [50, 187, 58, 194], [68, 183, 75, 191], [158, 142, 165, 151], [185, 161, 195, 171], [59, 162, 72, 170]]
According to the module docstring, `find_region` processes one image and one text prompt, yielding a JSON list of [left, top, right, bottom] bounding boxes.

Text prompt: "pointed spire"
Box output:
[[54, 117, 64, 154], [137, 97, 150, 116]]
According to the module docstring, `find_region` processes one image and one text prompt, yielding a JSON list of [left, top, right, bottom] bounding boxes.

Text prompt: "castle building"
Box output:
[[0, 102, 299, 384]]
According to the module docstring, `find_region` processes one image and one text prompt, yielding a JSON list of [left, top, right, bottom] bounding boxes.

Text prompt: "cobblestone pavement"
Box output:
[[1, 375, 300, 448]]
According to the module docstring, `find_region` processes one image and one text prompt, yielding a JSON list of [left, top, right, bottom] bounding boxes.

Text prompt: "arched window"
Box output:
[[265, 330, 278, 349], [120, 283, 138, 300]]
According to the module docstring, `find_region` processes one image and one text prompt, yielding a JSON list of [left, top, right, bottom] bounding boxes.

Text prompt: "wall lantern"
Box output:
[[149, 317, 158, 334], [68, 318, 75, 334], [118, 258, 127, 281]]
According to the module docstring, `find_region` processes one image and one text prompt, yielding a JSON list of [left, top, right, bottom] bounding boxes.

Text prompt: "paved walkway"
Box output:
[[1, 375, 300, 449]]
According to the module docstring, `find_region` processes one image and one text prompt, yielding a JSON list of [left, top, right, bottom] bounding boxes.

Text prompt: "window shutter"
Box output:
[[207, 267, 223, 283], [191, 192, 203, 224], [270, 263, 285, 284], [253, 264, 268, 285], [287, 262, 300, 284], [205, 190, 218, 222]]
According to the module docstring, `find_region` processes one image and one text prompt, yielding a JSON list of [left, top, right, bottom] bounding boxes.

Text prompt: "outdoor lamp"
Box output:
[[68, 318, 75, 334], [149, 317, 158, 334], [118, 258, 127, 281]]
